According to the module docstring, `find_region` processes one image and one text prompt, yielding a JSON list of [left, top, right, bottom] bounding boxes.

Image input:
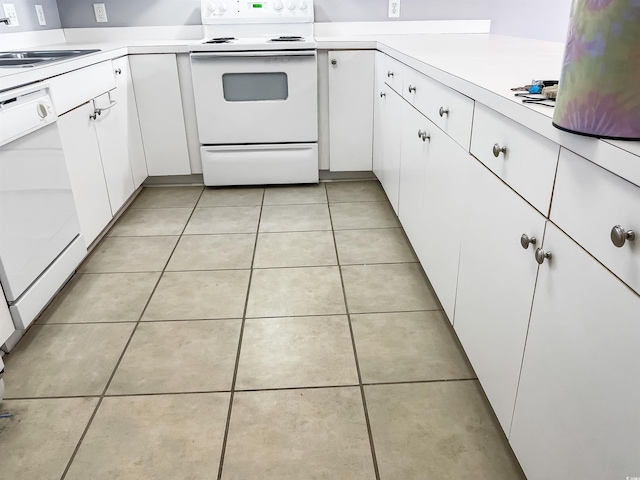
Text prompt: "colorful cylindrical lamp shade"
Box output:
[[553, 0, 640, 140]]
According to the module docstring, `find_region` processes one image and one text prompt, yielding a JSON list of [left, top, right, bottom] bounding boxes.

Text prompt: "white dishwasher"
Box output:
[[0, 84, 86, 339]]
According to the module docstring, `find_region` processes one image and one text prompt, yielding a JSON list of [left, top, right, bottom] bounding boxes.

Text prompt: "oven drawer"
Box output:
[[201, 144, 319, 186], [191, 51, 318, 145]]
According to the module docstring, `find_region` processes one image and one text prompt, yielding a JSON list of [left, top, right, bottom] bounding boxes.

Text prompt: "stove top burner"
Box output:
[[270, 36, 304, 42], [204, 37, 237, 44]]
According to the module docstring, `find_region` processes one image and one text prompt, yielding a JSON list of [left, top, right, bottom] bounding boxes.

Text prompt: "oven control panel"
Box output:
[[202, 0, 313, 23]]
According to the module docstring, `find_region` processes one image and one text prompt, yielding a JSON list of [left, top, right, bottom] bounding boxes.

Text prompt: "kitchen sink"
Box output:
[[0, 49, 101, 68]]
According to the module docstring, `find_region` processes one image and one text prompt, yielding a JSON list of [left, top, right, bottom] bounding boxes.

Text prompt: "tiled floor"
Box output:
[[0, 181, 525, 479]]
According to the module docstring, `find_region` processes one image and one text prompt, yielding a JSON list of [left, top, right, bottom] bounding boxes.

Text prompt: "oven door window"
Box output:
[[222, 72, 289, 102]]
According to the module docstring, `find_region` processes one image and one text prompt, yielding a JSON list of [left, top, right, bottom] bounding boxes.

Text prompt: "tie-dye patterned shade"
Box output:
[[552, 0, 640, 140]]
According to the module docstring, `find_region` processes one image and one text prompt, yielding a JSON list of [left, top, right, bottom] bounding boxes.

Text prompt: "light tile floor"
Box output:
[[0, 181, 526, 479]]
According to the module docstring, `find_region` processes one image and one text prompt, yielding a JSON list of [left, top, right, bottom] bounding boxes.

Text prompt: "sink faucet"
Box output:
[[0, 17, 10, 25]]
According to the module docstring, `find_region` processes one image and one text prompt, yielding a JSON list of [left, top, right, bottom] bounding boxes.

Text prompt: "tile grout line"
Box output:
[[327, 200, 382, 480], [58, 190, 207, 480], [216, 188, 265, 480]]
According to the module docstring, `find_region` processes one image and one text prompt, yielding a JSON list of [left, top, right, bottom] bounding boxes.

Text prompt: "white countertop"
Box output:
[[1, 31, 638, 186]]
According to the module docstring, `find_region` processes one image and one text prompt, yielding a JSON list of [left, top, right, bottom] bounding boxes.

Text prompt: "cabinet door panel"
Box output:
[[58, 103, 112, 245], [381, 89, 403, 214], [454, 158, 545, 433], [328, 50, 375, 172], [510, 222, 640, 480], [93, 91, 135, 214], [372, 53, 386, 182]]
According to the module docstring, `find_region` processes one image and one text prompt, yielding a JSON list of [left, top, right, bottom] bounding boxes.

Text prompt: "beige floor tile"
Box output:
[[65, 393, 230, 480], [365, 382, 525, 479], [342, 264, 440, 313], [184, 206, 261, 234], [130, 186, 203, 208], [335, 228, 417, 265], [37, 273, 160, 324], [263, 184, 327, 205], [253, 231, 337, 268], [198, 187, 264, 207], [330, 202, 399, 230], [259, 204, 331, 232], [222, 388, 375, 480], [4, 324, 134, 397], [326, 181, 387, 203], [108, 208, 193, 237], [166, 234, 256, 271], [247, 267, 346, 318], [143, 270, 250, 321], [108, 320, 241, 394], [236, 316, 358, 390], [352, 312, 474, 383], [0, 398, 98, 480], [78, 236, 179, 273]]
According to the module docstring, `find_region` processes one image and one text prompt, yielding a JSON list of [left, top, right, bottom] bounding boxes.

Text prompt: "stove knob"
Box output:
[[299, 0, 308, 9], [207, 2, 217, 12], [287, 0, 296, 9], [273, 0, 284, 11], [219, 1, 227, 11]]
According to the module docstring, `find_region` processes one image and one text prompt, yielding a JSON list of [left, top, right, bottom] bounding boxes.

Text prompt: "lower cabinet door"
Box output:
[[454, 157, 545, 434], [381, 89, 404, 214], [58, 102, 113, 245], [510, 222, 640, 480]]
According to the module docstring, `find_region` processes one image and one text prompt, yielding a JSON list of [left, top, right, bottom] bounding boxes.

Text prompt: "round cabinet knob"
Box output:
[[439, 107, 449, 117], [300, 0, 308, 9], [380, 92, 386, 98], [417, 130, 430, 142], [535, 248, 552, 265], [610, 225, 636, 248], [287, 0, 296, 9], [408, 85, 416, 93], [387, 70, 394, 78], [331, 59, 337, 66], [115, 68, 122, 75], [36, 103, 48, 118], [219, 2, 228, 11], [493, 143, 507, 158], [274, 1, 284, 11], [520, 234, 537, 250]]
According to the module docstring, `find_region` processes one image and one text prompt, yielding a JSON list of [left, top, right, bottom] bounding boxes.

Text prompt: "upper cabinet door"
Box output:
[[510, 221, 640, 480], [327, 50, 375, 172]]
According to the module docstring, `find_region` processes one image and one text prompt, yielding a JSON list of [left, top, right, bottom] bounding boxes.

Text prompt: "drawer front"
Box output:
[[384, 55, 405, 94], [552, 148, 640, 295], [471, 103, 560, 215], [49, 61, 116, 115], [405, 69, 473, 150]]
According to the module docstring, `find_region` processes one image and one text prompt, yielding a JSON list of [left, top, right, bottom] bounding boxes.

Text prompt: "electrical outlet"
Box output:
[[2, 3, 19, 27], [388, 0, 400, 18], [35, 4, 46, 25], [388, 0, 400, 17], [93, 3, 108, 23]]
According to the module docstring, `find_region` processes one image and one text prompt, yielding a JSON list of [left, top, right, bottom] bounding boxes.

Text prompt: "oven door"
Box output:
[[190, 51, 318, 145]]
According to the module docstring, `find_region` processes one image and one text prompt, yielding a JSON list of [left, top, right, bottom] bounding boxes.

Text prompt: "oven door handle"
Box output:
[[191, 51, 316, 59]]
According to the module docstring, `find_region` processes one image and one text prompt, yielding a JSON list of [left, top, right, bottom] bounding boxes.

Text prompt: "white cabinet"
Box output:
[[112, 56, 147, 188], [510, 222, 640, 480], [92, 91, 135, 214], [372, 52, 386, 182], [327, 50, 375, 172], [454, 156, 546, 433], [379, 86, 403, 214], [58, 102, 113, 245], [129, 54, 191, 176]]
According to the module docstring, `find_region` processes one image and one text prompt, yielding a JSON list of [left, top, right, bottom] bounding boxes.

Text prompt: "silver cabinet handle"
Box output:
[[493, 143, 507, 157], [380, 92, 386, 98], [387, 70, 394, 77], [439, 107, 449, 117], [115, 68, 122, 75], [520, 234, 537, 250], [611, 225, 636, 247], [535, 248, 552, 265], [418, 130, 430, 142], [408, 85, 416, 93], [331, 59, 337, 66]]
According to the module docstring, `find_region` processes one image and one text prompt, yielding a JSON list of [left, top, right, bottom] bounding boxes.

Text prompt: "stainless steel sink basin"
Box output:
[[0, 49, 101, 68]]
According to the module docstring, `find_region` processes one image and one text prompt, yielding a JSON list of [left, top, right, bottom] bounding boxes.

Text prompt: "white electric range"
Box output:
[[190, 0, 318, 186]]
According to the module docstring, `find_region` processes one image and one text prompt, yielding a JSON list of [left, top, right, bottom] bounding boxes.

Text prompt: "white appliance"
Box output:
[[190, 0, 318, 186], [0, 84, 86, 336]]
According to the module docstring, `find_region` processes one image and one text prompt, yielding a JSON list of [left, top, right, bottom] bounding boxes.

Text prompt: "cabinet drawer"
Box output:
[[384, 55, 405, 94], [471, 103, 559, 215], [49, 61, 116, 115], [551, 148, 640, 295], [405, 69, 474, 150]]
